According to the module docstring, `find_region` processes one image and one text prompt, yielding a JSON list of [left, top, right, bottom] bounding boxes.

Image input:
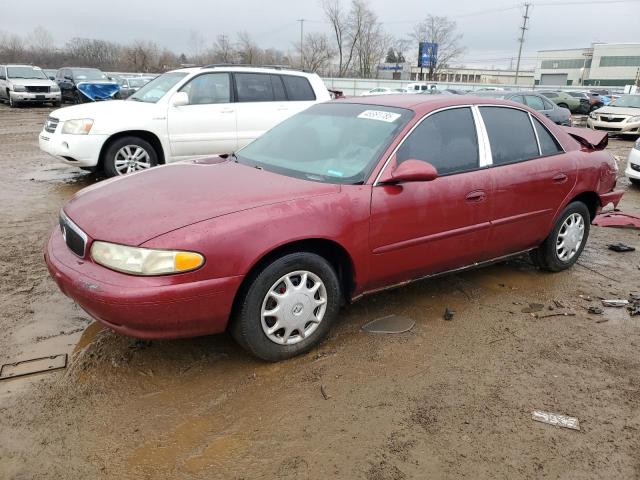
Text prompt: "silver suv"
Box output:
[[0, 64, 61, 108]]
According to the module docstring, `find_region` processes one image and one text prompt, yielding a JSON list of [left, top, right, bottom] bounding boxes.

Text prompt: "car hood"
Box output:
[[63, 159, 341, 246], [50, 99, 155, 121], [595, 106, 640, 117], [9, 78, 55, 87]]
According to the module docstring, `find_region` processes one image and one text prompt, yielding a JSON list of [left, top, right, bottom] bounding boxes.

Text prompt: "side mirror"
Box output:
[[171, 91, 189, 107], [380, 159, 438, 184], [48, 76, 55, 80]]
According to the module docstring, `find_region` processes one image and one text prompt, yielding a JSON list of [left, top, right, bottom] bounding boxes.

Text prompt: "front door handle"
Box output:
[[220, 108, 234, 114], [552, 173, 568, 183], [465, 190, 486, 202]]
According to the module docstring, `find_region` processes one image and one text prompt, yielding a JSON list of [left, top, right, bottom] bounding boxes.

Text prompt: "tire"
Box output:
[[8, 93, 17, 108], [52, 100, 61, 108], [530, 201, 590, 272], [630, 178, 640, 186], [103, 136, 158, 177], [231, 252, 341, 362], [557, 103, 569, 110]]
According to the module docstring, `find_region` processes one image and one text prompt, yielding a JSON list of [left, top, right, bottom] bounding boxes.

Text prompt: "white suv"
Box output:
[[39, 66, 330, 176]]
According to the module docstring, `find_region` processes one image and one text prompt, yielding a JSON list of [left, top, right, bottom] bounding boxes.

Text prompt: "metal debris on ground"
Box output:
[[587, 306, 604, 315], [596, 318, 609, 324], [532, 410, 580, 431], [593, 212, 640, 230], [534, 312, 576, 319], [320, 384, 330, 400], [553, 300, 566, 309], [443, 308, 455, 321], [579, 295, 592, 301], [0, 354, 68, 380], [602, 299, 629, 308], [607, 243, 636, 253], [522, 303, 545, 313], [361, 315, 415, 334]]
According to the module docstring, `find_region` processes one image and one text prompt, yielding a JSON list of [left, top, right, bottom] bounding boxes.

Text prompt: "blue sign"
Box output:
[[418, 42, 438, 68]]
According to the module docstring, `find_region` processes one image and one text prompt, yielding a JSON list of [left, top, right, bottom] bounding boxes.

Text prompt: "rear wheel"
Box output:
[[557, 103, 569, 110], [231, 252, 341, 361], [103, 136, 158, 177], [530, 202, 590, 272]]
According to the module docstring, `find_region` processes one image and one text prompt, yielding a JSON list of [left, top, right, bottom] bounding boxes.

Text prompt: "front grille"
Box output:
[[59, 211, 87, 258], [594, 126, 621, 132], [44, 117, 59, 133], [26, 86, 50, 93], [598, 116, 625, 123]]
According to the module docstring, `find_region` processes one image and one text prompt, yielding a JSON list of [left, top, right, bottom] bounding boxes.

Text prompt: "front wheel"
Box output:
[[630, 178, 640, 186], [8, 94, 17, 108], [103, 136, 158, 177], [530, 202, 590, 272], [231, 252, 341, 361]]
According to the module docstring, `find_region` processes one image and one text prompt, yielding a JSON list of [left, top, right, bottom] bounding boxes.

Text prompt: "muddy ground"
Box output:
[[1, 104, 639, 480]]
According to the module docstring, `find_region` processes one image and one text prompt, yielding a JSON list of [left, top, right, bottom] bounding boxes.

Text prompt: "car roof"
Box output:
[[337, 94, 536, 114]]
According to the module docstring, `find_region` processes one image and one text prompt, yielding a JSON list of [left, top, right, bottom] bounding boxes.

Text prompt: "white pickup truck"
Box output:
[[39, 66, 331, 176]]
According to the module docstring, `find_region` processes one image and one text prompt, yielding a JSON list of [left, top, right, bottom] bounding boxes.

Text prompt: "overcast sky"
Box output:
[[2, 0, 639, 69]]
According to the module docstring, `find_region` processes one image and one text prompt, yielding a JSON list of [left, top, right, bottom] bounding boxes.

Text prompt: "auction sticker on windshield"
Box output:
[[357, 110, 401, 123]]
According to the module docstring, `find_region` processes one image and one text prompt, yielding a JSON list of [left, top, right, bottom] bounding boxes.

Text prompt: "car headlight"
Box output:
[[61, 118, 94, 135], [90, 241, 205, 276], [50, 84, 60, 92], [628, 116, 640, 123], [12, 84, 26, 92], [588, 112, 597, 119]]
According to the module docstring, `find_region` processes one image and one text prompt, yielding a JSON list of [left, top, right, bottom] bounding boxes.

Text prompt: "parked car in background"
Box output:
[[406, 83, 437, 93], [475, 91, 571, 125], [587, 94, 640, 137], [39, 66, 331, 176], [0, 64, 61, 107], [589, 89, 612, 107], [56, 67, 119, 103], [45, 94, 623, 361], [360, 87, 402, 96], [43, 69, 58, 81], [625, 137, 640, 186], [540, 90, 589, 114], [112, 75, 154, 98]]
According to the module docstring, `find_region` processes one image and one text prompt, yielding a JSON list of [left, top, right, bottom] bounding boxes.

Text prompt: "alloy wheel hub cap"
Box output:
[[556, 213, 585, 262]]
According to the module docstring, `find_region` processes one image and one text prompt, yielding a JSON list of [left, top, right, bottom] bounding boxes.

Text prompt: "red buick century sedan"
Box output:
[[46, 95, 623, 361]]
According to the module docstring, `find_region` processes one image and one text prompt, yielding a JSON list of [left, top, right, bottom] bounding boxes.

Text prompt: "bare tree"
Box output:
[[123, 40, 159, 72], [411, 15, 464, 80], [301, 33, 335, 73], [211, 34, 235, 63], [0, 31, 26, 63], [188, 30, 206, 64], [236, 32, 261, 65], [64, 38, 121, 69]]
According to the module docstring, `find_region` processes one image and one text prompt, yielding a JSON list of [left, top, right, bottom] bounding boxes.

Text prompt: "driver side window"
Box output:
[[179, 73, 231, 105], [396, 107, 479, 176]]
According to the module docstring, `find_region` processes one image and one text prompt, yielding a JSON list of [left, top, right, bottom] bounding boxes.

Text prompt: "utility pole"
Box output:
[[297, 19, 305, 69], [514, 3, 531, 86]]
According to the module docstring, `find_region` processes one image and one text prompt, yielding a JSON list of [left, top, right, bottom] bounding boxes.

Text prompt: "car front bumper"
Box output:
[[625, 147, 640, 181], [39, 128, 108, 167], [587, 118, 640, 135], [9, 90, 60, 103], [45, 228, 243, 339]]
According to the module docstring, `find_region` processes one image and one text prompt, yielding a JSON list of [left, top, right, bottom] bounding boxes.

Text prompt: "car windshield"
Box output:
[[72, 68, 108, 81], [236, 103, 413, 184], [609, 95, 640, 109], [128, 72, 187, 103], [128, 78, 148, 87], [7, 66, 48, 79]]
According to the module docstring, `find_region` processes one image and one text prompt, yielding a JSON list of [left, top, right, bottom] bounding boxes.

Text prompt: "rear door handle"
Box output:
[[465, 190, 486, 202], [552, 173, 568, 183], [220, 107, 234, 114]]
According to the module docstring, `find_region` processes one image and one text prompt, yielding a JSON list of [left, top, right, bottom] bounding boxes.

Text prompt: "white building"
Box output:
[[535, 43, 640, 87], [409, 66, 534, 86]]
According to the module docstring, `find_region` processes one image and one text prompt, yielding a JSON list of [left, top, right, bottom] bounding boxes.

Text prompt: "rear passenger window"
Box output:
[[525, 95, 545, 111], [532, 117, 562, 156], [236, 73, 275, 102], [282, 75, 316, 101], [480, 107, 539, 165], [396, 107, 479, 175]]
